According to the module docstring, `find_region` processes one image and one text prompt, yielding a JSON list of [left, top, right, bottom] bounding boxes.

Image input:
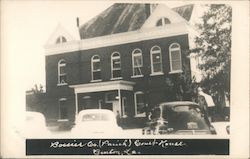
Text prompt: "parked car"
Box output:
[[142, 101, 216, 135], [25, 111, 51, 138], [71, 109, 123, 137]]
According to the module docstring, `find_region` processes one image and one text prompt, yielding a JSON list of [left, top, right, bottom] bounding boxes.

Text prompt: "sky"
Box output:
[[1, 0, 197, 91]]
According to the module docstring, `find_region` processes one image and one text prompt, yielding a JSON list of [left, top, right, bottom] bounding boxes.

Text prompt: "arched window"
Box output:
[[156, 17, 171, 26], [91, 55, 101, 81], [111, 52, 121, 79], [132, 49, 143, 77], [58, 59, 67, 85], [56, 36, 67, 44], [134, 91, 146, 117], [169, 43, 182, 73], [150, 46, 163, 74]]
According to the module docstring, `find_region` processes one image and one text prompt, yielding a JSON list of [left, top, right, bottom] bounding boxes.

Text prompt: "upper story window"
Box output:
[[111, 52, 121, 79], [132, 49, 143, 77], [56, 36, 67, 44], [58, 59, 67, 85], [91, 55, 101, 81], [169, 43, 182, 73], [150, 46, 163, 75], [156, 17, 171, 27]]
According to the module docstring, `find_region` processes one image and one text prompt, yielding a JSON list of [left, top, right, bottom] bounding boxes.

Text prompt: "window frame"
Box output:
[[91, 55, 102, 82], [150, 46, 163, 76], [169, 43, 183, 74], [134, 91, 146, 117], [132, 49, 143, 78], [111, 52, 122, 79], [57, 59, 67, 86]]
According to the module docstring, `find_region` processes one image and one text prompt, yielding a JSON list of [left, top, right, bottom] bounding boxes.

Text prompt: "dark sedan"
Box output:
[[142, 101, 216, 135]]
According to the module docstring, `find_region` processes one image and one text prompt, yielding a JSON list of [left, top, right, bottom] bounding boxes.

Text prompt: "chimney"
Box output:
[[145, 4, 151, 18], [76, 17, 80, 28]]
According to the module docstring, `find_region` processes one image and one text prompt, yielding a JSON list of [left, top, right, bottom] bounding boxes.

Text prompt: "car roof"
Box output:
[[78, 109, 115, 116], [158, 101, 200, 108]]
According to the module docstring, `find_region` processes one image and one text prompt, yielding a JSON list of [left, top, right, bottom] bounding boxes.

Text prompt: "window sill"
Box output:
[[134, 114, 146, 118], [57, 119, 69, 122], [150, 72, 164, 76], [111, 77, 123, 80], [90, 79, 102, 82], [57, 83, 68, 86], [131, 75, 144, 78], [169, 70, 183, 74]]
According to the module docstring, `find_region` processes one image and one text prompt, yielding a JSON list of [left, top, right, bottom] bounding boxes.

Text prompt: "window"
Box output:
[[132, 49, 143, 77], [156, 17, 171, 26], [150, 46, 163, 75], [105, 92, 117, 103], [169, 43, 182, 73], [58, 59, 67, 85], [58, 98, 68, 120], [121, 97, 128, 117], [91, 55, 101, 81], [56, 36, 67, 44], [134, 92, 146, 117], [111, 52, 121, 79]]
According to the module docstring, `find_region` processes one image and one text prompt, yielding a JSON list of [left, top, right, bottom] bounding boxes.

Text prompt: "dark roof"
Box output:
[[79, 3, 194, 39], [172, 4, 194, 21], [79, 3, 148, 39]]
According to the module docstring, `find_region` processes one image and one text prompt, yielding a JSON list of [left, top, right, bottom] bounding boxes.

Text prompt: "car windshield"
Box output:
[[162, 105, 209, 131], [82, 113, 111, 122]]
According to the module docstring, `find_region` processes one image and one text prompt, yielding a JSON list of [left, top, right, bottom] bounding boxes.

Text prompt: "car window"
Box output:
[[82, 113, 110, 121], [165, 105, 209, 131], [151, 108, 161, 120]]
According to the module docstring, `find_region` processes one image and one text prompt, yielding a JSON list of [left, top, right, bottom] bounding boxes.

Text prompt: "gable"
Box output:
[[45, 24, 79, 46], [141, 4, 188, 29]]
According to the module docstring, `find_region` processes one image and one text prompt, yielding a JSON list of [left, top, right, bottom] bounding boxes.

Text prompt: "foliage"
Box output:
[[193, 4, 232, 106], [28, 84, 44, 94]]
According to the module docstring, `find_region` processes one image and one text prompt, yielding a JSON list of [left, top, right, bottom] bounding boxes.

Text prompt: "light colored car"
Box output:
[[71, 109, 123, 137], [211, 122, 230, 136], [25, 111, 51, 138]]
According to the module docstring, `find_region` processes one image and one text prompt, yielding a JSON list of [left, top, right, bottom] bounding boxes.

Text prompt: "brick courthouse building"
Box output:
[[27, 3, 200, 127]]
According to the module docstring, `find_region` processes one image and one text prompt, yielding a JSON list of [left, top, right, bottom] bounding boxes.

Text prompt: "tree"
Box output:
[[28, 84, 45, 94], [193, 4, 231, 108]]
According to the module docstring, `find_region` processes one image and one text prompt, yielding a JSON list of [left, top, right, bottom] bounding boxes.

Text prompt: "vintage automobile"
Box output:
[[25, 111, 51, 138], [142, 101, 217, 135], [71, 109, 123, 136]]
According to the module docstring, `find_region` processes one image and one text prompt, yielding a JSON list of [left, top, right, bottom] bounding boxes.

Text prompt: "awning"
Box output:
[[69, 80, 136, 94]]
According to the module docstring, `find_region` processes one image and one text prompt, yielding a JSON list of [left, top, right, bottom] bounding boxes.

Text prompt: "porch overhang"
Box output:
[[69, 80, 136, 94]]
